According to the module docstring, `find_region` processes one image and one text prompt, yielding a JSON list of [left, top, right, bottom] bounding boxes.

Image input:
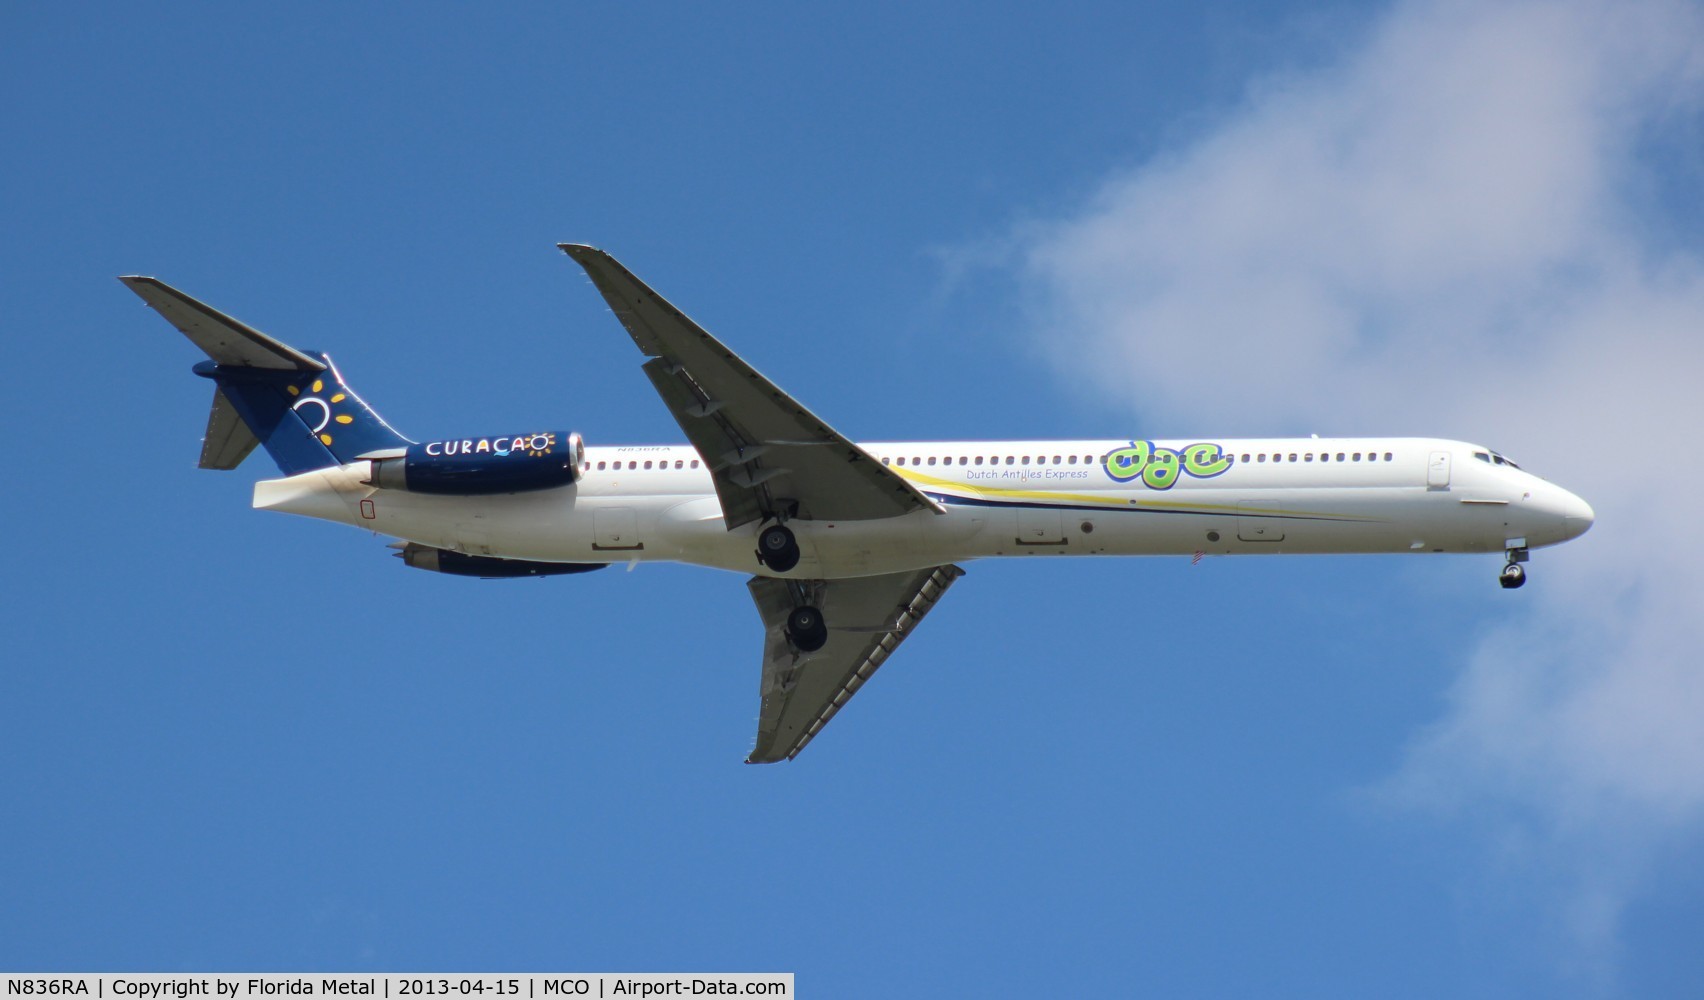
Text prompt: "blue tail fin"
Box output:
[[122, 276, 411, 476], [195, 355, 411, 475]]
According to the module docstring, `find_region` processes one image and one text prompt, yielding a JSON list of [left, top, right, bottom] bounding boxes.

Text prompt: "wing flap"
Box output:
[[746, 564, 965, 763], [561, 244, 934, 528]]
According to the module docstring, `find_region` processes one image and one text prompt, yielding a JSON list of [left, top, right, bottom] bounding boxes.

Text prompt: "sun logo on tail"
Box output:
[[286, 378, 356, 446]]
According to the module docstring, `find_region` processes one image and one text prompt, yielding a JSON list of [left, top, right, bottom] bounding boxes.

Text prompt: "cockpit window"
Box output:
[[1475, 452, 1491, 463]]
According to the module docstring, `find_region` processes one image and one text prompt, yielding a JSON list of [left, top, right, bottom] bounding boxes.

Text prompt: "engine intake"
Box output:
[[369, 431, 583, 495]]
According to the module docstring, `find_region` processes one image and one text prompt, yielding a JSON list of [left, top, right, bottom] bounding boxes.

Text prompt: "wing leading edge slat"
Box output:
[[746, 565, 965, 763]]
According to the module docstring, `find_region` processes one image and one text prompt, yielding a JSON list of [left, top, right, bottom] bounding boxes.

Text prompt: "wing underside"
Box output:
[[746, 565, 964, 763], [558, 244, 963, 762]]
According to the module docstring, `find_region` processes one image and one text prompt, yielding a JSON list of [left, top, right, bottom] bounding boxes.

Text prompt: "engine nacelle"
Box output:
[[369, 431, 584, 495], [394, 542, 607, 578]]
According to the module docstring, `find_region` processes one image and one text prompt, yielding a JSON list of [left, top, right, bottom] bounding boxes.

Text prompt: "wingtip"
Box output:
[[557, 242, 600, 256]]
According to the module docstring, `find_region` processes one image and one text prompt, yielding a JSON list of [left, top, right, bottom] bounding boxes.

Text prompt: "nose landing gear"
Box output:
[[1499, 542, 1529, 589]]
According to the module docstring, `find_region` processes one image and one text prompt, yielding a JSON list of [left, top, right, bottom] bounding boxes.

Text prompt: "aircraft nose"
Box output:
[[1561, 491, 1595, 541]]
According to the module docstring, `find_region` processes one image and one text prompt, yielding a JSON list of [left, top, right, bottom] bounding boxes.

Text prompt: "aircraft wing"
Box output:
[[559, 244, 936, 529], [745, 564, 964, 763]]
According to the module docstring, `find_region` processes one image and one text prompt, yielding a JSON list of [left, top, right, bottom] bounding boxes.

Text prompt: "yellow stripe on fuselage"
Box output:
[[890, 467, 1377, 522]]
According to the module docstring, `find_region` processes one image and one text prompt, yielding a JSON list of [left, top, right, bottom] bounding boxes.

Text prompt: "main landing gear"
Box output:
[[760, 521, 822, 650], [757, 522, 800, 573], [1499, 543, 1529, 589], [786, 605, 829, 652]]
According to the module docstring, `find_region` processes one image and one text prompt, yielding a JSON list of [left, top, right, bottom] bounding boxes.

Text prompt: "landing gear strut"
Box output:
[[786, 605, 828, 652], [1499, 543, 1529, 589], [757, 523, 800, 573]]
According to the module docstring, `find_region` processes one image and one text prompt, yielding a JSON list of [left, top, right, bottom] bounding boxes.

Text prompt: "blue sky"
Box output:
[[4, 1, 1702, 996]]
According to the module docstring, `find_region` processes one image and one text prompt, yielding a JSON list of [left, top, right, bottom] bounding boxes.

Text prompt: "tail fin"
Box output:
[[121, 276, 411, 476]]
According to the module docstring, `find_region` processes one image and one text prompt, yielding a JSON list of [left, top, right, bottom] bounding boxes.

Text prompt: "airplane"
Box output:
[[123, 244, 1595, 763]]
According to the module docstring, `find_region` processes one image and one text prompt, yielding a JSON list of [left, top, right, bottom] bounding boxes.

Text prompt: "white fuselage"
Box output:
[[254, 436, 1594, 579]]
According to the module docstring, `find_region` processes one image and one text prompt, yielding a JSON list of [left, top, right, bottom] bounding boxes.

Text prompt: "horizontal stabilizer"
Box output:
[[119, 276, 325, 371], [200, 387, 261, 469]]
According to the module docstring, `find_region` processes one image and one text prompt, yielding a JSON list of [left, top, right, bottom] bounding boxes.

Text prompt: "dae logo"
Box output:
[[1103, 440, 1232, 490], [285, 378, 355, 446]]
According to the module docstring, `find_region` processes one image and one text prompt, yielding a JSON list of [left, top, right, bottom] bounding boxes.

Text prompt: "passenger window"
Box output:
[[1240, 454, 1250, 463], [1068, 455, 1077, 465], [691, 460, 700, 469], [1053, 455, 1062, 464], [644, 461, 653, 470], [1006, 456, 1015, 465], [928, 457, 937, 466], [974, 456, 983, 465], [597, 461, 606, 470], [1384, 452, 1393, 461], [1288, 454, 1297, 462], [1257, 454, 1266, 463]]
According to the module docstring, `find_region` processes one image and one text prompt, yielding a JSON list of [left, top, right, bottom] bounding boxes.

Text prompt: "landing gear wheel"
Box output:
[[1499, 562, 1526, 589], [786, 605, 828, 652], [757, 524, 800, 573]]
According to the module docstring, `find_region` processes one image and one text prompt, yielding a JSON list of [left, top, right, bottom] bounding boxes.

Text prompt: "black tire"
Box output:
[[760, 524, 793, 553], [758, 524, 800, 572], [787, 605, 828, 651], [1499, 563, 1526, 589]]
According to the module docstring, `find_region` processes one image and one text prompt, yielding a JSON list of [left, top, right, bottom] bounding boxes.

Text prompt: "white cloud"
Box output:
[[1004, 0, 1704, 980]]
